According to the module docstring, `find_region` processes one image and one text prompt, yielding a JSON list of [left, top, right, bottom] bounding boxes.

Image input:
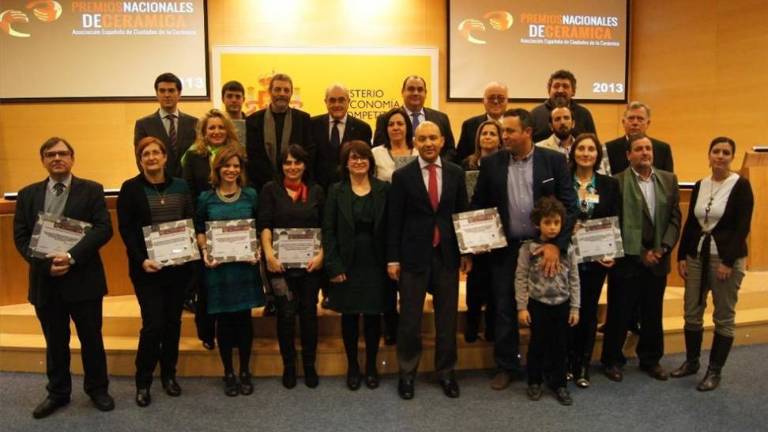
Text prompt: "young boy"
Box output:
[[516, 196, 580, 405]]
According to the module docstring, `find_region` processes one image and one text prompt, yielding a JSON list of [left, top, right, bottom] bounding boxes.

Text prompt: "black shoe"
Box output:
[[365, 367, 380, 389], [640, 364, 669, 381], [282, 367, 297, 389], [90, 392, 115, 412], [183, 298, 197, 313], [224, 373, 239, 397], [135, 388, 151, 407], [671, 360, 700, 378], [162, 378, 182, 396], [239, 372, 254, 395], [304, 366, 319, 389], [439, 378, 460, 398], [347, 369, 362, 391], [555, 387, 573, 406], [697, 367, 722, 391], [32, 397, 69, 419], [398, 378, 414, 400], [527, 384, 543, 401], [604, 365, 623, 382], [575, 366, 591, 388]]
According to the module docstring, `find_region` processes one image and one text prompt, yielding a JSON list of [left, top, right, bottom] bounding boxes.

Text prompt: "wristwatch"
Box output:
[[66, 252, 76, 265]]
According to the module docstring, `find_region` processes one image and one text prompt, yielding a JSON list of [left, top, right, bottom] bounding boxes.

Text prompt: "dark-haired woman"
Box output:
[[258, 144, 325, 389], [567, 133, 620, 388], [673, 136, 753, 391]]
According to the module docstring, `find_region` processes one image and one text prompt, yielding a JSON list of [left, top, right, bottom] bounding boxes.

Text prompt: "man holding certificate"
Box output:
[[13, 137, 115, 418]]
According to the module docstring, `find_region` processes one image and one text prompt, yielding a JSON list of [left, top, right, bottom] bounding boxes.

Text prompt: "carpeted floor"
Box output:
[[1, 344, 766, 432]]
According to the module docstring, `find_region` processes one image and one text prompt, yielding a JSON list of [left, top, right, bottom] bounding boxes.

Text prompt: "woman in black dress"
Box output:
[[323, 140, 390, 390], [258, 144, 324, 389]]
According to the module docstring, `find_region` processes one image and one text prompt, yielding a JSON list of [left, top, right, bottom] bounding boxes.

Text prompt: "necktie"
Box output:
[[53, 182, 65, 196], [330, 119, 341, 153], [411, 111, 421, 130], [427, 164, 440, 247], [166, 114, 178, 152]]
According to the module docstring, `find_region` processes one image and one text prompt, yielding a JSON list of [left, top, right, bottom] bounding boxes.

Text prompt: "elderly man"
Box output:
[[455, 82, 508, 162], [14, 137, 114, 418], [530, 70, 597, 143], [605, 102, 674, 174], [311, 83, 373, 190]]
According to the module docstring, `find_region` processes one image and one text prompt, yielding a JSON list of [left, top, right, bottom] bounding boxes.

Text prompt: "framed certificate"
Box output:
[[452, 208, 508, 254], [572, 216, 625, 264], [393, 155, 417, 171], [29, 212, 92, 258], [205, 219, 259, 263], [465, 170, 479, 201], [142, 219, 200, 266], [272, 228, 321, 269]]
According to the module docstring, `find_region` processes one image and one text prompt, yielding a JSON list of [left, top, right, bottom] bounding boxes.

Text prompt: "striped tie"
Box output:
[[166, 114, 178, 152]]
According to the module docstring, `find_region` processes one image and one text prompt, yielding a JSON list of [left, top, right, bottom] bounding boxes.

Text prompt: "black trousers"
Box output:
[[274, 271, 320, 368], [569, 264, 608, 365], [194, 263, 216, 345], [601, 259, 667, 368], [397, 248, 459, 379], [35, 297, 109, 400], [490, 244, 522, 372], [527, 299, 570, 389], [215, 310, 254, 374], [465, 252, 495, 339], [134, 280, 186, 388]]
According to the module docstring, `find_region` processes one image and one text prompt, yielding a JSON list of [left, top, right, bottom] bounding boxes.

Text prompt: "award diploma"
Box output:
[[29, 212, 92, 258], [273, 228, 321, 269], [142, 219, 200, 266], [572, 216, 625, 264], [452, 208, 508, 254], [205, 219, 259, 263]]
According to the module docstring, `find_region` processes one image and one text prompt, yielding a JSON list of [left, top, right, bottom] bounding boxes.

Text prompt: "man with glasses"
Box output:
[[14, 137, 114, 418], [455, 82, 508, 162]]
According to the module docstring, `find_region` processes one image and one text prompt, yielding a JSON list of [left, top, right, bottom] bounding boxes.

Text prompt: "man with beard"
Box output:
[[455, 82, 508, 162], [535, 105, 575, 156], [530, 70, 597, 143]]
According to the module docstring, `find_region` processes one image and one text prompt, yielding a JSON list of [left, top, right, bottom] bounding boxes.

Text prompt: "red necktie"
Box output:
[[428, 164, 440, 247]]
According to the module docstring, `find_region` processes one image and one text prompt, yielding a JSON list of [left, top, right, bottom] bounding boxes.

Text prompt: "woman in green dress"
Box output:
[[323, 140, 390, 390], [195, 145, 264, 397]]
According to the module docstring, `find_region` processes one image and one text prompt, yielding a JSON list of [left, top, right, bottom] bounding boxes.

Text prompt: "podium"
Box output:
[[741, 151, 768, 270]]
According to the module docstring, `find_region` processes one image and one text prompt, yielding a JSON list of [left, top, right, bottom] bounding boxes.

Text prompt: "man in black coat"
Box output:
[[530, 69, 597, 143], [455, 81, 508, 162], [13, 137, 114, 418], [605, 101, 674, 174], [245, 73, 314, 190], [311, 84, 373, 190]]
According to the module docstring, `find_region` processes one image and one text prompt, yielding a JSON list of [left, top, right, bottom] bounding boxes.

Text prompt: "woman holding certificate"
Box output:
[[673, 137, 753, 391], [461, 119, 502, 343], [567, 133, 620, 388], [258, 144, 325, 389], [117, 137, 195, 407], [323, 140, 390, 390], [194, 145, 264, 397]]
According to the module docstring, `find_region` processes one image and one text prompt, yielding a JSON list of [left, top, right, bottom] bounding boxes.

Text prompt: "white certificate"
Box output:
[[205, 219, 259, 263], [143, 219, 200, 266], [572, 216, 625, 264], [452, 208, 508, 254], [29, 212, 92, 258], [273, 228, 321, 269]]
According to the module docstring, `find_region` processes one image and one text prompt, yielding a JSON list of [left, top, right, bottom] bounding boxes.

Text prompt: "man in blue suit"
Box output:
[[471, 108, 579, 389]]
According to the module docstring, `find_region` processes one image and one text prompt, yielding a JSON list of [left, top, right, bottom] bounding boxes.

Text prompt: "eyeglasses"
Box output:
[[349, 154, 368, 161], [327, 97, 348, 104], [486, 95, 507, 103], [43, 150, 72, 159]]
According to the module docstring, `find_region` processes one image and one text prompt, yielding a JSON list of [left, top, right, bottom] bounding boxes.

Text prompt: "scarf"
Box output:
[[284, 179, 308, 203], [263, 108, 293, 168]]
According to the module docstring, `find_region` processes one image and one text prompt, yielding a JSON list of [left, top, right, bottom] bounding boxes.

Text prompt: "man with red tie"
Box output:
[[387, 121, 472, 400]]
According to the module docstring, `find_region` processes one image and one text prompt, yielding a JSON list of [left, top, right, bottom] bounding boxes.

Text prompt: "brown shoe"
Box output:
[[490, 370, 512, 390], [640, 364, 669, 381], [604, 365, 623, 382]]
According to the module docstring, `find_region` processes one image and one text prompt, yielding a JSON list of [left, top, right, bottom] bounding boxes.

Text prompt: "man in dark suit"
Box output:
[[13, 137, 114, 418], [245, 73, 313, 190], [530, 69, 597, 143], [373, 75, 455, 158], [455, 81, 508, 162], [605, 101, 674, 174], [601, 134, 681, 382], [471, 108, 579, 390], [311, 84, 373, 190], [387, 121, 472, 400], [134, 72, 198, 177]]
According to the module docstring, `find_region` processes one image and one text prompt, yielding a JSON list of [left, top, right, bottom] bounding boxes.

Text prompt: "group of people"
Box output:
[[12, 69, 753, 419]]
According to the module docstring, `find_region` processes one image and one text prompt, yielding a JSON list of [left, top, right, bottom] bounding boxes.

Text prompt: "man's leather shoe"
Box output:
[[555, 387, 573, 406], [604, 365, 623, 382], [90, 392, 115, 411], [398, 378, 414, 400], [671, 360, 700, 378], [439, 378, 460, 398], [526, 384, 543, 401], [135, 388, 151, 407], [162, 378, 182, 396], [32, 397, 69, 419], [641, 364, 669, 381], [490, 370, 512, 390]]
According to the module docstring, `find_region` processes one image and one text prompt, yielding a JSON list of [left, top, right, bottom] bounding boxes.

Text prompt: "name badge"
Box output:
[[585, 193, 600, 204]]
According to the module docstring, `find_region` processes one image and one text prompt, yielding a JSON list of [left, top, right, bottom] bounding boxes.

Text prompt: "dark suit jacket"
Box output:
[[13, 177, 113, 307], [455, 113, 487, 163], [605, 136, 674, 174], [471, 148, 579, 251], [134, 110, 198, 178], [311, 114, 373, 190], [373, 107, 456, 157], [586, 173, 621, 220], [322, 178, 389, 278], [387, 158, 468, 271], [245, 107, 313, 190]]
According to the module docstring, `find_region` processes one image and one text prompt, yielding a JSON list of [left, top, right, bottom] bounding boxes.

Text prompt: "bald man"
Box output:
[[455, 82, 508, 162]]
